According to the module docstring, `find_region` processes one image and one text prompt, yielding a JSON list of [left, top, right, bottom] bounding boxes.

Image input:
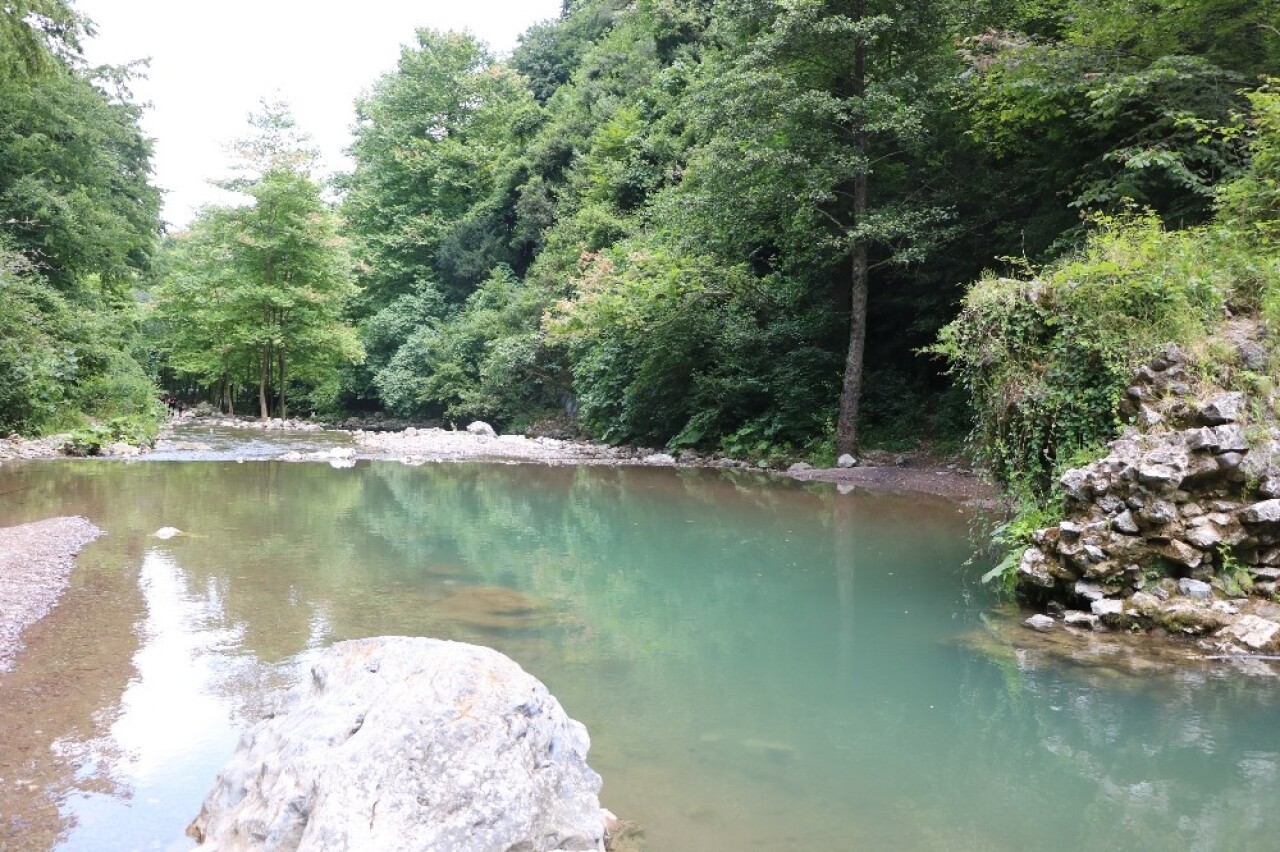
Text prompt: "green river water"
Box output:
[[1, 431, 1279, 851]]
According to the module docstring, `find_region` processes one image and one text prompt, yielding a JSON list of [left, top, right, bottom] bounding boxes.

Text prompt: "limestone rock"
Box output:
[[1241, 500, 1280, 525], [1178, 578, 1213, 600], [466, 420, 497, 438], [1237, 340, 1268, 372], [1073, 580, 1105, 602], [1112, 510, 1140, 535], [1059, 468, 1092, 502], [1059, 520, 1084, 541], [1017, 549, 1055, 589], [1184, 519, 1223, 550], [642, 453, 676, 466], [1199, 392, 1246, 425], [1216, 615, 1280, 651], [1023, 614, 1055, 632], [1139, 500, 1178, 527], [1154, 539, 1203, 570], [837, 454, 857, 469], [1062, 611, 1100, 630], [1137, 447, 1188, 487], [1215, 452, 1245, 473], [786, 462, 812, 474], [1091, 598, 1123, 617], [1258, 476, 1280, 500], [188, 637, 608, 852], [1128, 592, 1162, 617], [1156, 601, 1227, 634]]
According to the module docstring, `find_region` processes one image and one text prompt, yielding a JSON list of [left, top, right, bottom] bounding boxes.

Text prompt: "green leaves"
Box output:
[[342, 29, 542, 308], [0, 60, 160, 295], [153, 105, 361, 416]]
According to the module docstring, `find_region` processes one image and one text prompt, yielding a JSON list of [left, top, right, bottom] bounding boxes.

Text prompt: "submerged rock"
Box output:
[[188, 637, 609, 852], [1023, 613, 1056, 632]]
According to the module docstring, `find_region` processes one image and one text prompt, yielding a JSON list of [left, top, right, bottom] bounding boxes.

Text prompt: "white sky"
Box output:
[[76, 0, 563, 229]]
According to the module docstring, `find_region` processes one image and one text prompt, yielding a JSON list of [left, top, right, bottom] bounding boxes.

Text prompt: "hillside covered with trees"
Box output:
[[326, 0, 1279, 462], [3, 0, 1278, 469]]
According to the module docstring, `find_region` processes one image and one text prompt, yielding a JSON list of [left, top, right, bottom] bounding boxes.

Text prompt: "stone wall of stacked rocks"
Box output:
[[1017, 343, 1280, 654]]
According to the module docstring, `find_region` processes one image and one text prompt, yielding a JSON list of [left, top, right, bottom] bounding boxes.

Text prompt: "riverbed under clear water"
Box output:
[[1, 435, 1279, 851]]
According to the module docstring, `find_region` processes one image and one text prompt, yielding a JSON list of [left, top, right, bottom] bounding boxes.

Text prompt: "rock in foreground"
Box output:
[[189, 637, 609, 852]]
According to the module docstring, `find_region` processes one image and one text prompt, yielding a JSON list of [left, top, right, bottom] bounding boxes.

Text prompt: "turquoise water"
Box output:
[[1, 453, 1279, 850]]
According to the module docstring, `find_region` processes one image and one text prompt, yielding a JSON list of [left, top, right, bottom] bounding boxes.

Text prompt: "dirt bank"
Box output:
[[0, 517, 103, 672]]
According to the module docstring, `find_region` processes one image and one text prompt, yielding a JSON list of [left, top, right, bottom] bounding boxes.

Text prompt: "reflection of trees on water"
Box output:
[[0, 542, 145, 851], [944, 647, 1280, 850], [17, 461, 1274, 849]]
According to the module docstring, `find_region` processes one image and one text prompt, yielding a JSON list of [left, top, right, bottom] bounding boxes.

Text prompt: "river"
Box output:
[[1, 429, 1278, 850]]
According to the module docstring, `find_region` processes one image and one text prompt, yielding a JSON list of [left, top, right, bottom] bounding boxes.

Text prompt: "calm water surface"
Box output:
[[1, 439, 1279, 851]]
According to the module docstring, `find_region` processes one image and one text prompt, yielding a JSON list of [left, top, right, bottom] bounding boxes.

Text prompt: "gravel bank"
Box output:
[[0, 434, 69, 462], [0, 517, 103, 672], [352, 427, 635, 466]]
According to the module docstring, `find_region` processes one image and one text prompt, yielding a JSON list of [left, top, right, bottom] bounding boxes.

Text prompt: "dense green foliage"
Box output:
[[153, 105, 362, 418], [936, 85, 1280, 496], [335, 0, 1277, 459], [3, 0, 1277, 461], [0, 2, 162, 437]]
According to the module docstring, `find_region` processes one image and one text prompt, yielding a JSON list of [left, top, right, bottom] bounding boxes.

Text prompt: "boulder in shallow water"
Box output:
[[188, 637, 608, 852]]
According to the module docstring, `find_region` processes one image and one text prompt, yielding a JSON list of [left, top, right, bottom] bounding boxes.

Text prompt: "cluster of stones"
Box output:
[[1017, 344, 1280, 654], [203, 416, 326, 432]]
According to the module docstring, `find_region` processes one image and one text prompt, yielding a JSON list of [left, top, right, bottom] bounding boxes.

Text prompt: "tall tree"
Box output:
[[155, 103, 362, 418], [665, 0, 955, 455]]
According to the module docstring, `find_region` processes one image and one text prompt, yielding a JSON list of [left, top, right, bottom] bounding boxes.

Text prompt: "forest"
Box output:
[[2, 0, 1278, 469]]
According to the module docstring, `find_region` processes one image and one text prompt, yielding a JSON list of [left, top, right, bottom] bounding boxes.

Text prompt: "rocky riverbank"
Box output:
[[1013, 336, 1280, 661], [0, 433, 73, 462], [171, 414, 997, 503], [0, 517, 103, 672]]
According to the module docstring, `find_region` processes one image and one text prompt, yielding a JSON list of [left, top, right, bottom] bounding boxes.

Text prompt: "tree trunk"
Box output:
[[278, 346, 287, 420], [835, 7, 868, 458], [258, 347, 269, 421]]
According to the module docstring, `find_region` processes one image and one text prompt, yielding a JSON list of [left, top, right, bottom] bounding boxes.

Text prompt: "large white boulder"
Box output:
[[188, 637, 608, 852]]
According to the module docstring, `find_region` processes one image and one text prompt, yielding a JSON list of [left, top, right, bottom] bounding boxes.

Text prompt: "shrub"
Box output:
[[933, 211, 1226, 494]]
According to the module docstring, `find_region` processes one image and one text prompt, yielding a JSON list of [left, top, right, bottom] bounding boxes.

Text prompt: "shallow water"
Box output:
[[1, 445, 1279, 850]]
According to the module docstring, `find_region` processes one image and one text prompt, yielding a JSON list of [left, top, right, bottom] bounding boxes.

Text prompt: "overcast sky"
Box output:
[[76, 0, 563, 228]]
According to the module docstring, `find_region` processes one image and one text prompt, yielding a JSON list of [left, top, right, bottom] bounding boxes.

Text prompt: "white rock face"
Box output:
[[466, 420, 497, 438], [188, 637, 608, 852]]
